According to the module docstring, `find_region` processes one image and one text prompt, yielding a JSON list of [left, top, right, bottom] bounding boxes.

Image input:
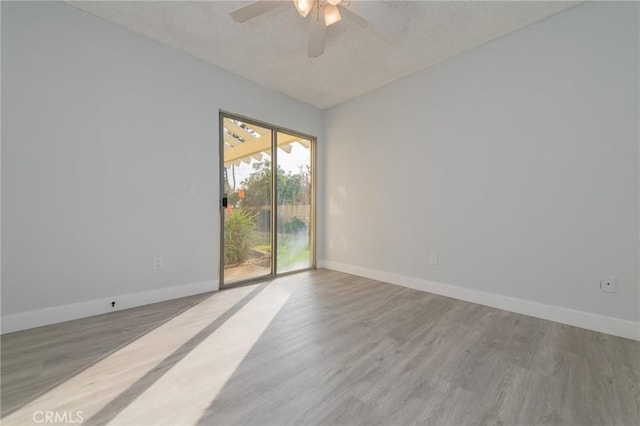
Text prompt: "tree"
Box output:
[[240, 161, 309, 208]]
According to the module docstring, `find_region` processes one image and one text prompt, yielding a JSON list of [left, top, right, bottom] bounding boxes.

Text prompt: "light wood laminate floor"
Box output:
[[2, 269, 639, 425]]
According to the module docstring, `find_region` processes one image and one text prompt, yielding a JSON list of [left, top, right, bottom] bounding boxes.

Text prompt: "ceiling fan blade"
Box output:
[[308, 11, 326, 58], [342, 1, 409, 37], [230, 1, 284, 23]]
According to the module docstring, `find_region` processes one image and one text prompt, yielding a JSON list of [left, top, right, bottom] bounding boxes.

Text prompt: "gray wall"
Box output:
[[323, 2, 639, 326], [1, 1, 323, 329], [2, 1, 638, 337]]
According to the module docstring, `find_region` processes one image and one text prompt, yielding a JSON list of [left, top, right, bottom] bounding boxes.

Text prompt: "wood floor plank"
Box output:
[[2, 269, 638, 425]]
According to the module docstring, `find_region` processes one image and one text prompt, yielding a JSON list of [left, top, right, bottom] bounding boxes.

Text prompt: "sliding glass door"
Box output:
[[275, 130, 313, 273], [220, 113, 315, 286], [221, 116, 273, 284]]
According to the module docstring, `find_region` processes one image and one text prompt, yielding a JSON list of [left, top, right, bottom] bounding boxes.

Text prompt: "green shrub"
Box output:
[[224, 209, 257, 265]]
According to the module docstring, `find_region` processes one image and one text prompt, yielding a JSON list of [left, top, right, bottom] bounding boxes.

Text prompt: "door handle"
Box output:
[[222, 195, 228, 208]]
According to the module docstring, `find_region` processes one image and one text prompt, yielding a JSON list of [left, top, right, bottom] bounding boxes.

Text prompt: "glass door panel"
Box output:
[[276, 131, 313, 273], [222, 117, 273, 285]]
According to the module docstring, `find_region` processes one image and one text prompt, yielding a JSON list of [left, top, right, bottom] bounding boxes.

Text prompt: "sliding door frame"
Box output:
[[218, 110, 317, 288]]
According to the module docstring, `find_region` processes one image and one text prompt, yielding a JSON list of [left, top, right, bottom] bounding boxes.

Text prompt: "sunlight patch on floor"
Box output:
[[2, 285, 258, 425], [109, 282, 292, 425]]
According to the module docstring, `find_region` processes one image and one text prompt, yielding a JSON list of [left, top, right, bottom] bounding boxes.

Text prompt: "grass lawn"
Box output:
[[253, 234, 310, 271]]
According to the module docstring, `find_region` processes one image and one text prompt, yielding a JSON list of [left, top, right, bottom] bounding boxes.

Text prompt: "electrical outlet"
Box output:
[[430, 253, 438, 265], [153, 257, 163, 270], [600, 277, 617, 293]]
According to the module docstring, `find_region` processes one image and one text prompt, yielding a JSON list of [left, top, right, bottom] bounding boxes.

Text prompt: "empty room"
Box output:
[[1, 1, 638, 425]]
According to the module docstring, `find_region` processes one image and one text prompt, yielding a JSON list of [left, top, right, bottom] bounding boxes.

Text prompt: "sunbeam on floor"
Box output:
[[2, 281, 291, 426]]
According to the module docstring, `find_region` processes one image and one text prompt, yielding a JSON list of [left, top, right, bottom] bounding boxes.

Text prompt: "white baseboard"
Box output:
[[1, 280, 219, 334], [319, 260, 640, 341]]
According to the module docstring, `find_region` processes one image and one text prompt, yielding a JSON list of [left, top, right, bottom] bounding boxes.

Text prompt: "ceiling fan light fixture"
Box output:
[[324, 4, 341, 26], [294, 0, 313, 18], [231, 0, 409, 58]]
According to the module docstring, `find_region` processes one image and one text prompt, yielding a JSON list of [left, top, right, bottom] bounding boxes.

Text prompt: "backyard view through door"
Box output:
[[221, 114, 314, 285]]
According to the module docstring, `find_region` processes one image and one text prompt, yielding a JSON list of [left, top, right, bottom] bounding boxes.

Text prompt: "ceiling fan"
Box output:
[[230, 0, 409, 58]]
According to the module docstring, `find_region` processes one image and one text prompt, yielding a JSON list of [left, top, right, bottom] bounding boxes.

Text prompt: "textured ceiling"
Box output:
[[68, 1, 579, 109]]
